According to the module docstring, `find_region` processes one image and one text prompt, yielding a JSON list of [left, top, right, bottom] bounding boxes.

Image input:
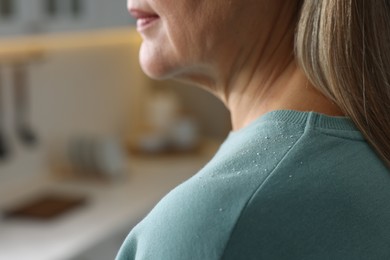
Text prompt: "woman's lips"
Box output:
[[129, 9, 160, 32]]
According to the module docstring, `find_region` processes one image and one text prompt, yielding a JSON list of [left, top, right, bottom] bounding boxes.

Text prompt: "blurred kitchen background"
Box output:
[[0, 0, 231, 259]]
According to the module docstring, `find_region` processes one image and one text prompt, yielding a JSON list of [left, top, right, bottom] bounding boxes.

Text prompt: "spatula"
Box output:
[[0, 65, 10, 159]]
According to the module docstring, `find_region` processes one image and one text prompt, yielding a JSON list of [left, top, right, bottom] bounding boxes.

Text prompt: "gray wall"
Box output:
[[0, 0, 134, 36]]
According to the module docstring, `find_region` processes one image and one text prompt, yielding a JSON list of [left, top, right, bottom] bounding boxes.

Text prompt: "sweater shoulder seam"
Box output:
[[219, 130, 307, 259]]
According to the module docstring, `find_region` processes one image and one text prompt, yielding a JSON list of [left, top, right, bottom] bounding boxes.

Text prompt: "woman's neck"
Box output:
[[224, 61, 344, 131], [211, 11, 343, 131], [180, 1, 344, 131]]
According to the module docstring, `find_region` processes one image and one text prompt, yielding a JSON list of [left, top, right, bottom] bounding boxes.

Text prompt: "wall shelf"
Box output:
[[0, 27, 140, 62]]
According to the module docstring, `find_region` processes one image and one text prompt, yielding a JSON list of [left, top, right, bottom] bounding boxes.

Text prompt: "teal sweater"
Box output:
[[117, 110, 390, 259]]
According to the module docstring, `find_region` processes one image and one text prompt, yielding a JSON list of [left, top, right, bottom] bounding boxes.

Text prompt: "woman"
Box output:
[[117, 0, 390, 259]]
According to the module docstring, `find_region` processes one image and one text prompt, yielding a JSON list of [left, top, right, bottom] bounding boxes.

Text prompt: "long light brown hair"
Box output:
[[295, 0, 390, 167]]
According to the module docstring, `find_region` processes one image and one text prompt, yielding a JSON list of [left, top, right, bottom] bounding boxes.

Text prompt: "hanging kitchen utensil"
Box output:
[[12, 62, 38, 146], [71, 0, 83, 17], [0, 0, 14, 19], [0, 66, 10, 160]]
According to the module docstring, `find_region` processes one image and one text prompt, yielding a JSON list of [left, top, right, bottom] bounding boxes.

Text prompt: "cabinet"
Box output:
[[0, 0, 135, 37]]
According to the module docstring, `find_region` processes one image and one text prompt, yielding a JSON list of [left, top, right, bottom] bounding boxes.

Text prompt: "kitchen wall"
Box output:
[[0, 0, 133, 35], [0, 0, 140, 183]]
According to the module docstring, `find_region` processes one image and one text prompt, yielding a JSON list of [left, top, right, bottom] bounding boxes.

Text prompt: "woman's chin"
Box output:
[[141, 63, 169, 80], [140, 64, 164, 80], [139, 50, 172, 80]]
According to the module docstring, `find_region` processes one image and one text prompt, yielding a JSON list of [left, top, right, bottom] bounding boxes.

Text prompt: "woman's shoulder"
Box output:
[[218, 111, 390, 259], [117, 110, 390, 260]]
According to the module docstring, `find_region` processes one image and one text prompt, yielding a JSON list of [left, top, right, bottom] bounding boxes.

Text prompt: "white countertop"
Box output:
[[0, 154, 212, 260]]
